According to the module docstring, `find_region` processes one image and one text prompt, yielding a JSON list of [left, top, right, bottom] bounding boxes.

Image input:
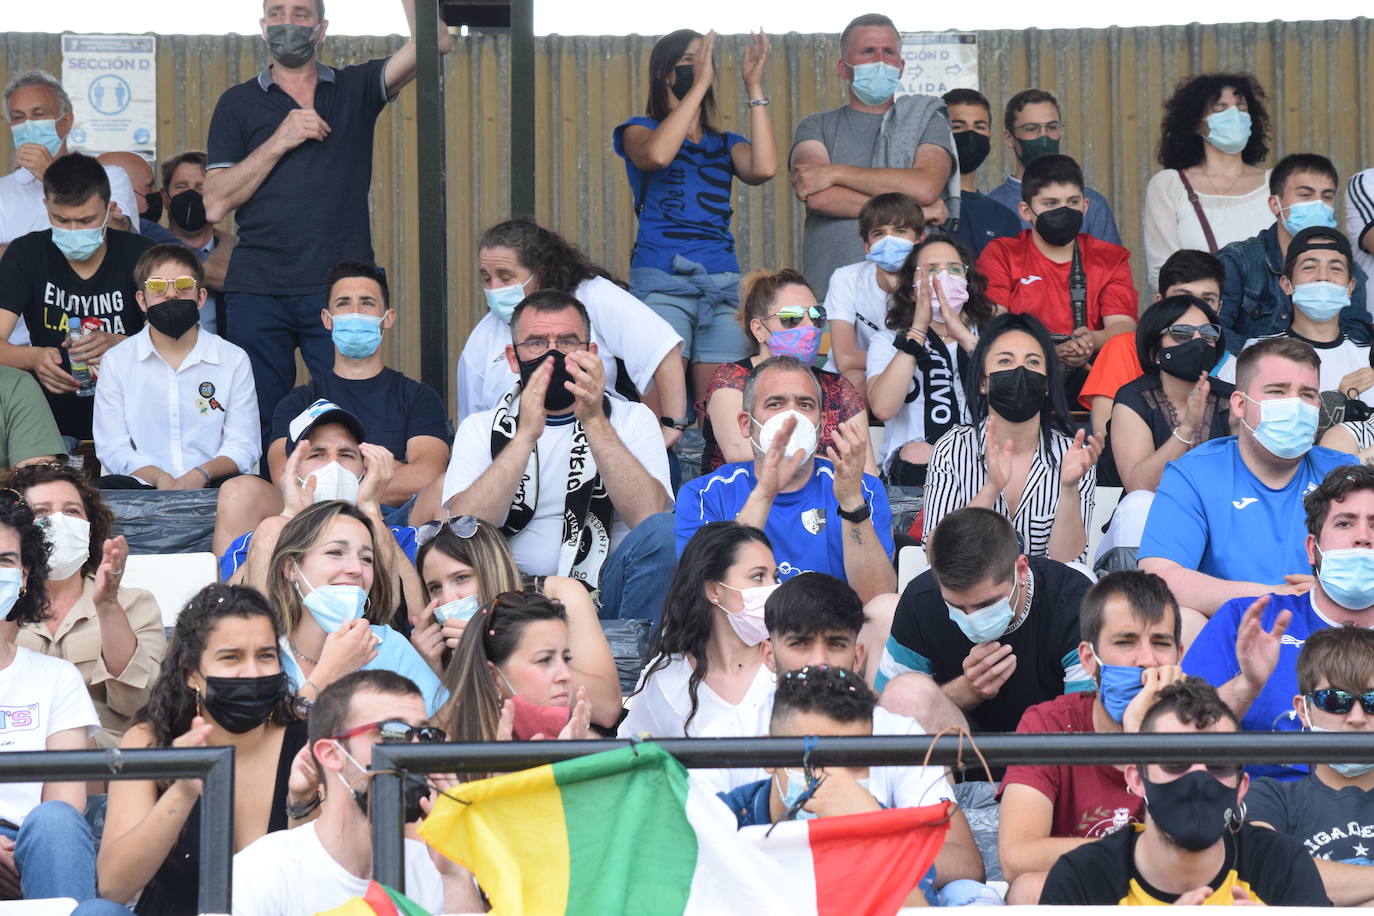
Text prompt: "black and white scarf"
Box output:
[[490, 383, 614, 587], [906, 333, 970, 444]]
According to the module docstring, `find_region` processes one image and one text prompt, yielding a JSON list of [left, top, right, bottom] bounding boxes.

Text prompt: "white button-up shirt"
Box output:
[[92, 327, 261, 480]]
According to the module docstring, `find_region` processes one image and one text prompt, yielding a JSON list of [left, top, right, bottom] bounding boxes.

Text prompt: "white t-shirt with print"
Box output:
[[441, 397, 672, 577], [455, 275, 684, 423], [231, 821, 444, 916], [0, 647, 100, 826], [1219, 334, 1374, 405], [822, 260, 891, 372]]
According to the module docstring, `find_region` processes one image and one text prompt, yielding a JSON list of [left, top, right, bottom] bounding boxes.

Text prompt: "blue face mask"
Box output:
[[294, 563, 368, 633], [51, 206, 109, 263], [434, 593, 480, 624], [0, 567, 23, 621], [1315, 545, 1374, 611], [778, 768, 820, 820], [1241, 394, 1318, 460], [11, 118, 63, 155], [946, 583, 1015, 644], [484, 276, 532, 323], [1203, 106, 1252, 155], [1282, 200, 1338, 235], [848, 61, 901, 106], [1092, 648, 1146, 723], [1303, 699, 1374, 777], [1291, 280, 1351, 323], [330, 312, 384, 359], [865, 234, 915, 273]]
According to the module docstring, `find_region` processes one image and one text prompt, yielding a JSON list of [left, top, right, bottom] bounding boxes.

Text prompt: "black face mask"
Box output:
[[670, 64, 695, 101], [518, 349, 577, 412], [141, 190, 163, 223], [202, 673, 287, 734], [1141, 768, 1240, 852], [953, 130, 991, 175], [1033, 206, 1084, 247], [348, 769, 432, 823], [168, 189, 208, 233], [265, 23, 319, 69], [1157, 337, 1215, 382], [146, 298, 200, 340], [986, 366, 1049, 423]]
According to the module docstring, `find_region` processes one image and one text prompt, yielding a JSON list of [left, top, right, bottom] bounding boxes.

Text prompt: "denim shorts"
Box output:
[[638, 274, 752, 364]]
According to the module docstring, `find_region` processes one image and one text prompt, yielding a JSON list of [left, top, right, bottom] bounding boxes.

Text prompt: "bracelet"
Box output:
[[894, 333, 927, 358], [748, 97, 770, 108], [285, 793, 322, 820], [194, 466, 212, 483], [1171, 428, 1192, 447]]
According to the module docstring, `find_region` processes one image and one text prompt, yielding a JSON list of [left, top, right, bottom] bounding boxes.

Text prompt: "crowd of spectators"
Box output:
[[1, 4, 1373, 911]]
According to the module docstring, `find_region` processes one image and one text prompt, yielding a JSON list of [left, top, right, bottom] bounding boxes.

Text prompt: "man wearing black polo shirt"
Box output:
[[0, 153, 153, 441], [876, 507, 1093, 733], [211, 261, 448, 554], [203, 0, 451, 445]]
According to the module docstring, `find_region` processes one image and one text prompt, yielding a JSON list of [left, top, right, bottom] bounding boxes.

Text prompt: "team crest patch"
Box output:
[[196, 381, 225, 414], [801, 508, 826, 535]]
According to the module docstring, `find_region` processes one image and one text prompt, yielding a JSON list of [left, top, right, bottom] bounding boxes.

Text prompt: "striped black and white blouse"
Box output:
[[924, 420, 1097, 561]]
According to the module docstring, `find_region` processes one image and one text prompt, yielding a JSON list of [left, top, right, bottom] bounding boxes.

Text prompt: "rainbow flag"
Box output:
[[314, 880, 433, 916], [419, 743, 950, 915]]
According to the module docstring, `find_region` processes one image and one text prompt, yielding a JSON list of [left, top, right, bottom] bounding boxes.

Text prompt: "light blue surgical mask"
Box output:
[[1291, 280, 1350, 322], [1091, 648, 1146, 723], [10, 118, 63, 155], [1282, 200, 1338, 235], [434, 593, 480, 624], [0, 567, 23, 621], [1241, 394, 1318, 460], [1203, 106, 1252, 155], [1315, 545, 1374, 611], [51, 206, 109, 263], [847, 61, 901, 106], [293, 563, 368, 633], [946, 584, 1016, 644], [484, 276, 532, 323], [330, 312, 384, 359], [778, 768, 819, 820], [1303, 699, 1374, 777], [864, 234, 915, 273]]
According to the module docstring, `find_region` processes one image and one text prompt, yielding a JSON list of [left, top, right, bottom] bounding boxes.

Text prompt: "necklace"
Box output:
[[288, 641, 319, 665], [1198, 163, 1246, 196]]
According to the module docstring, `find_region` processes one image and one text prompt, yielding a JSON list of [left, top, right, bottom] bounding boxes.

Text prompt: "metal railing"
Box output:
[[0, 747, 235, 914], [368, 731, 1374, 892]]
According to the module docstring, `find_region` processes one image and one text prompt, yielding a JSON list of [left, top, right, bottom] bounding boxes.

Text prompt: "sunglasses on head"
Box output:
[[1162, 323, 1221, 344], [331, 719, 447, 745], [770, 305, 826, 329], [144, 275, 199, 296], [416, 515, 480, 547], [1306, 689, 1374, 715], [1153, 762, 1241, 779]]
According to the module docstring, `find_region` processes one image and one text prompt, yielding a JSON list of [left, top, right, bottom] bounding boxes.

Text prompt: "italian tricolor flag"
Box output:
[[420, 743, 951, 915]]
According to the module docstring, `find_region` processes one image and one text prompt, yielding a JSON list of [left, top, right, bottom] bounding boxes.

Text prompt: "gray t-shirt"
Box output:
[[1246, 773, 1374, 864], [791, 106, 950, 299]]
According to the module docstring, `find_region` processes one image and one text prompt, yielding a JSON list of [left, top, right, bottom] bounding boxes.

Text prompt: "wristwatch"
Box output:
[[837, 502, 872, 524], [660, 416, 690, 430]]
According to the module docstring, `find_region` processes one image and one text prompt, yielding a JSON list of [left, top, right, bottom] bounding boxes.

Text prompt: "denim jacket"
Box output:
[[1217, 224, 1371, 355]]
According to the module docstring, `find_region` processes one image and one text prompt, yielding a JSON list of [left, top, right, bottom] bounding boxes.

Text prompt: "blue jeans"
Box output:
[[0, 800, 100, 901], [596, 512, 676, 623], [222, 290, 335, 446]]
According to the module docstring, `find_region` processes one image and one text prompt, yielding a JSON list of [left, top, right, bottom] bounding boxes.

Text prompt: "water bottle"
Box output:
[[68, 317, 96, 398]]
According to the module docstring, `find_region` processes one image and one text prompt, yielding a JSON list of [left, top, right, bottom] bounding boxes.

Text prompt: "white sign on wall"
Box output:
[[60, 33, 157, 159], [898, 32, 978, 98]]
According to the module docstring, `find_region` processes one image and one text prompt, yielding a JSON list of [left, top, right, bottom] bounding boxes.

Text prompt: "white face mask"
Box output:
[[40, 513, 91, 581], [750, 409, 818, 462], [299, 460, 361, 504]]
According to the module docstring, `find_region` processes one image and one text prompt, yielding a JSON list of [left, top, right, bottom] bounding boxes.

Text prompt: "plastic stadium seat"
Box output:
[[897, 545, 928, 593], [1087, 486, 1123, 563], [122, 553, 219, 629]]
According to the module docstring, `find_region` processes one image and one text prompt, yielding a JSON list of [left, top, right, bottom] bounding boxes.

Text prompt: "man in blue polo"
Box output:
[[203, 0, 451, 444]]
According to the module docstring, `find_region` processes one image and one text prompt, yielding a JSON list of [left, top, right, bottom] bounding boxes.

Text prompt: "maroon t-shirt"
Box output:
[[999, 692, 1143, 838]]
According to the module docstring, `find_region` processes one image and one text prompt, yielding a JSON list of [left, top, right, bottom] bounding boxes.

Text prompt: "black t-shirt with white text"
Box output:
[[0, 228, 153, 438]]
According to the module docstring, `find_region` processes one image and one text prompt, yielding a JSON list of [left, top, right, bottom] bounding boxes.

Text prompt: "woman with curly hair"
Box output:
[[1144, 73, 1273, 290], [458, 217, 687, 445], [865, 233, 1000, 485], [98, 584, 311, 914], [1, 462, 164, 747]]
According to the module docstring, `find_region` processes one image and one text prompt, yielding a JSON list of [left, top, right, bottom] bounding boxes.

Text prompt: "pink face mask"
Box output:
[[510, 692, 572, 740], [930, 270, 969, 320], [714, 582, 778, 646]]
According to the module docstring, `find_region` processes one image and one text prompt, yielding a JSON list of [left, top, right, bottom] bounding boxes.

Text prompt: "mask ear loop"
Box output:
[[769, 735, 825, 835]]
